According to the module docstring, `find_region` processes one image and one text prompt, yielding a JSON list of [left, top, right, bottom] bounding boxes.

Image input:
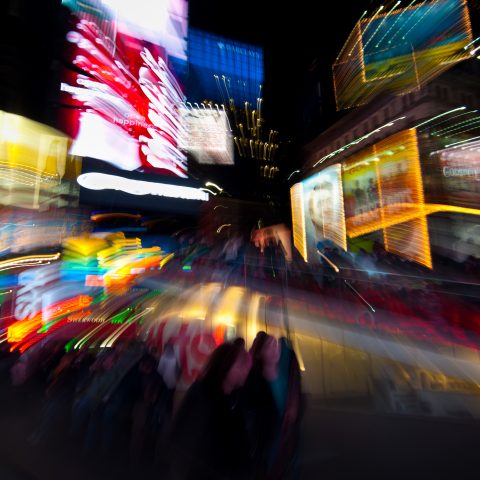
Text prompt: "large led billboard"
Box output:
[[342, 129, 432, 268], [435, 147, 480, 209], [78, 160, 208, 214], [361, 0, 470, 82], [0, 110, 80, 210], [303, 165, 347, 257], [291, 164, 346, 263], [187, 29, 264, 107], [333, 0, 472, 109], [60, 0, 188, 177]]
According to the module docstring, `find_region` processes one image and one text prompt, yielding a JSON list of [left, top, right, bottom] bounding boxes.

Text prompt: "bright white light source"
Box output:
[[77, 172, 209, 201]]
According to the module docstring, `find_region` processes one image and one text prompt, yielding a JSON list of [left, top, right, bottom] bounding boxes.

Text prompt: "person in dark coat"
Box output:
[[244, 333, 303, 479], [167, 341, 252, 480]]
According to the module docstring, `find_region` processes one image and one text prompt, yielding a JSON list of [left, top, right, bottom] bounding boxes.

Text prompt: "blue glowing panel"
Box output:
[[187, 29, 264, 106], [361, 0, 470, 81]]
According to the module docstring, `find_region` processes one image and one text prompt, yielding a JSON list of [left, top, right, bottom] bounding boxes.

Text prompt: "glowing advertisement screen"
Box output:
[[436, 148, 480, 209], [180, 108, 234, 165], [187, 29, 264, 106], [342, 148, 382, 232], [60, 0, 188, 177], [301, 164, 347, 262], [342, 129, 432, 268], [361, 0, 470, 82]]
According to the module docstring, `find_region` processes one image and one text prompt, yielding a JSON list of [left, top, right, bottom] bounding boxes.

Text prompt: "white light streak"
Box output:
[[375, 1, 403, 48], [216, 223, 231, 234], [464, 36, 480, 50], [77, 173, 209, 201], [445, 135, 480, 148], [313, 116, 406, 168], [205, 181, 223, 191], [352, 5, 384, 56], [413, 106, 466, 129]]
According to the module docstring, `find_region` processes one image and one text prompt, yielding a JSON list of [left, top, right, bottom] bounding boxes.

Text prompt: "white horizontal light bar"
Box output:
[[77, 172, 209, 201]]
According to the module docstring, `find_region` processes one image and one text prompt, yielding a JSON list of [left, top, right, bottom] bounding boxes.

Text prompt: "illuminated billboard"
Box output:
[[303, 165, 347, 256], [180, 107, 234, 165], [435, 147, 480, 209], [343, 129, 432, 268], [61, 0, 188, 177], [291, 164, 346, 262], [333, 0, 472, 109], [293, 131, 480, 268], [362, 0, 470, 82], [0, 111, 81, 210], [342, 146, 381, 232], [187, 29, 264, 106]]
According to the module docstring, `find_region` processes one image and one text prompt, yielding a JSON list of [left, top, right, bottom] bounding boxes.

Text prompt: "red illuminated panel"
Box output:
[[61, 8, 187, 176]]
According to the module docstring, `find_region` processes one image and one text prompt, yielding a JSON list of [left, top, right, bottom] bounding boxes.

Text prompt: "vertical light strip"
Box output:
[[374, 145, 389, 252], [290, 182, 308, 262], [327, 164, 347, 251]]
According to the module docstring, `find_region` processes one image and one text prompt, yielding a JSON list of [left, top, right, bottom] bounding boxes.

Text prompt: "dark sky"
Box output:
[[188, 0, 375, 139]]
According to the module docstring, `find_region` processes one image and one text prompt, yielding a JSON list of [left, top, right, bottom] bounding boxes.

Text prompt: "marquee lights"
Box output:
[[77, 172, 209, 201]]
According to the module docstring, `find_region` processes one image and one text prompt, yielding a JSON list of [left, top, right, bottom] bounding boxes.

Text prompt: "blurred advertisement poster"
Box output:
[[342, 148, 381, 230], [301, 164, 347, 261], [180, 108, 234, 165], [60, 0, 188, 177], [436, 149, 480, 209]]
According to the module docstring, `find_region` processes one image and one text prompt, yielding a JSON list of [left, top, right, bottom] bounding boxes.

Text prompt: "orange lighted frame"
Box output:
[[344, 128, 480, 269]]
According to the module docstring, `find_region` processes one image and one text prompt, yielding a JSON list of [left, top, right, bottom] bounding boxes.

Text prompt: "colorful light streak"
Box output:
[[7, 294, 93, 346]]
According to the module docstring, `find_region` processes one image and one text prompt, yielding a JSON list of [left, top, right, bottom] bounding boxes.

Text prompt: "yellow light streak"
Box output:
[[0, 253, 60, 272]]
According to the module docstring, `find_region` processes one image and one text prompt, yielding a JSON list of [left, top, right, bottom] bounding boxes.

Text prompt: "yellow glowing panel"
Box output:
[[343, 129, 480, 267], [344, 128, 432, 268], [62, 237, 109, 258], [290, 182, 308, 262], [425, 204, 480, 216], [342, 145, 382, 233], [0, 110, 69, 178]]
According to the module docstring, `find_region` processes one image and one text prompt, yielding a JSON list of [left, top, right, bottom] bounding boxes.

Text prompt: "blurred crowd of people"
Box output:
[[6, 332, 303, 480]]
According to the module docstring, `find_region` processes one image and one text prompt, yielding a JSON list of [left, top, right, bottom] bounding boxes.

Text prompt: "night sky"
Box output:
[[188, 0, 375, 140]]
